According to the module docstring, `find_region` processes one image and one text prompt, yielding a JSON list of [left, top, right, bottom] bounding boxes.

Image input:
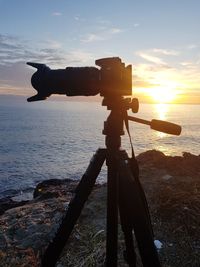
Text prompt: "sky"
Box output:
[[0, 0, 200, 104]]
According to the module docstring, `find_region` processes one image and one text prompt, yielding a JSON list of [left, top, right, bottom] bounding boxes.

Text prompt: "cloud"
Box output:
[[135, 48, 179, 70], [109, 28, 123, 34], [0, 34, 95, 68], [187, 44, 198, 49], [52, 12, 62, 16], [74, 15, 86, 22], [133, 23, 140, 27], [0, 61, 34, 95], [81, 33, 104, 43], [74, 15, 80, 21], [136, 47, 179, 66], [0, 34, 96, 95], [43, 40, 63, 49], [132, 74, 156, 88], [96, 17, 111, 25], [133, 49, 200, 103], [66, 50, 94, 63], [0, 34, 31, 66], [81, 26, 123, 43], [152, 48, 179, 56], [138, 52, 165, 65], [180, 61, 197, 67], [133, 47, 200, 103]]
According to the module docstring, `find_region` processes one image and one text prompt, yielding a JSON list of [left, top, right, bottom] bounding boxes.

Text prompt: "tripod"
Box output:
[[42, 97, 164, 267]]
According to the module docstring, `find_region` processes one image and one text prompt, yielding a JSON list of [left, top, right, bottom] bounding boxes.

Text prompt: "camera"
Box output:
[[27, 57, 132, 102]]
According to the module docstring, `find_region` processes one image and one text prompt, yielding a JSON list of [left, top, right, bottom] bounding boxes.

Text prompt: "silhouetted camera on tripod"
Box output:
[[27, 57, 181, 267]]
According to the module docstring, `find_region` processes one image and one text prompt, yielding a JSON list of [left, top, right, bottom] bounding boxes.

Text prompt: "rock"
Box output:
[[0, 197, 28, 215], [33, 178, 78, 199], [0, 197, 69, 266], [162, 174, 173, 180], [0, 178, 82, 266], [137, 149, 165, 164], [137, 149, 200, 176]]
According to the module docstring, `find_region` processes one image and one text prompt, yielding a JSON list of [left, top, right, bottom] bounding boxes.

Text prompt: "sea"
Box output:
[[0, 96, 199, 200]]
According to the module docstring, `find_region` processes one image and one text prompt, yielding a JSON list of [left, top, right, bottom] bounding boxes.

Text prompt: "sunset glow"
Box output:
[[133, 60, 199, 104]]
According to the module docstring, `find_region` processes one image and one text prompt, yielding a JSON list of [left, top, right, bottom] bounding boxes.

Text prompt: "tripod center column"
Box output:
[[103, 109, 124, 266]]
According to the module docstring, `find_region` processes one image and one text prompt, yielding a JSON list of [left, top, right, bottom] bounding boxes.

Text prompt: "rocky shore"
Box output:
[[0, 150, 199, 267]]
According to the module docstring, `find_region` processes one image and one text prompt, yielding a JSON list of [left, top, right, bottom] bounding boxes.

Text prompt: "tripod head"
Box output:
[[102, 96, 181, 137]]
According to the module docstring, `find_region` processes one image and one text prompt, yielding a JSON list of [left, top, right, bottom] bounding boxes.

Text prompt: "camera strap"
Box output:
[[123, 111, 135, 159], [123, 110, 155, 238]]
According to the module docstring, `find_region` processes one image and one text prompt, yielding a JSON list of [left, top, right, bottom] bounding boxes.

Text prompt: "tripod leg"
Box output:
[[106, 150, 119, 267], [118, 154, 136, 267], [122, 225, 136, 267], [118, 155, 161, 267], [42, 148, 106, 267]]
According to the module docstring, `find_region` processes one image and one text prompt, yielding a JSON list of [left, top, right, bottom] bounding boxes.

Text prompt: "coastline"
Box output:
[[0, 150, 199, 267]]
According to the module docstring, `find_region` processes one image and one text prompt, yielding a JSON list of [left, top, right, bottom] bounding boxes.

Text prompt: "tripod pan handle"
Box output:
[[150, 119, 182, 135]]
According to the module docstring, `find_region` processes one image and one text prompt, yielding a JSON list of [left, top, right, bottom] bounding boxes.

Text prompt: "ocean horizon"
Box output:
[[0, 95, 199, 200]]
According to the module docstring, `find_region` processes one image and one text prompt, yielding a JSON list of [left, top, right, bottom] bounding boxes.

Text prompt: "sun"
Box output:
[[149, 81, 178, 103], [149, 86, 176, 103]]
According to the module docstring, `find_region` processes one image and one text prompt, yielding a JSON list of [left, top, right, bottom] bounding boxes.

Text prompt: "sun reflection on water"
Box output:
[[154, 103, 169, 138], [155, 103, 169, 120]]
